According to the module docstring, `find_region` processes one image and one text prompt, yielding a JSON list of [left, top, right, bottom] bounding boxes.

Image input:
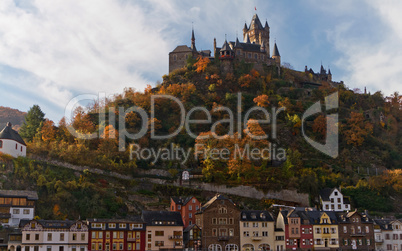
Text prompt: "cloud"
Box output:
[[323, 1, 402, 95]]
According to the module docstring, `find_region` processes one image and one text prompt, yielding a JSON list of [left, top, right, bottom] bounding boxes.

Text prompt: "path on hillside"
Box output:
[[30, 156, 309, 206]]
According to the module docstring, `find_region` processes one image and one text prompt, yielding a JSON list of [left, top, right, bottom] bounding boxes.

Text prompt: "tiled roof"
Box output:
[[307, 211, 338, 224], [86, 218, 145, 230], [228, 41, 261, 52], [272, 43, 280, 57], [200, 194, 234, 212], [171, 196, 193, 206], [319, 188, 335, 201], [240, 210, 274, 222], [170, 45, 192, 53], [142, 210, 183, 226], [20, 220, 77, 229], [249, 14, 264, 30], [184, 224, 201, 233], [0, 190, 38, 200], [0, 122, 26, 146]]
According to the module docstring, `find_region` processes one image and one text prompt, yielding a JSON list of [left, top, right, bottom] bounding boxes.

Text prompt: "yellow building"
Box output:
[[240, 210, 275, 251], [307, 211, 339, 250]]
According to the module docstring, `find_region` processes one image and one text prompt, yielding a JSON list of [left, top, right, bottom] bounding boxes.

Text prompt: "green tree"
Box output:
[[20, 105, 45, 141]]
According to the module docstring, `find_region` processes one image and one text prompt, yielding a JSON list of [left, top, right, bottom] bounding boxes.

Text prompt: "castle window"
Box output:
[[173, 55, 177, 61]]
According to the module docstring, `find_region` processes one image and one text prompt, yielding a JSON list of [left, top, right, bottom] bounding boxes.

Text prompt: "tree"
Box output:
[[342, 112, 373, 146], [19, 105, 45, 141], [194, 56, 210, 73], [253, 95, 270, 107]]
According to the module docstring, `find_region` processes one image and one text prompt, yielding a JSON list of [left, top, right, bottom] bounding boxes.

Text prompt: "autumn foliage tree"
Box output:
[[342, 112, 373, 146], [194, 56, 210, 73], [253, 94, 270, 107]]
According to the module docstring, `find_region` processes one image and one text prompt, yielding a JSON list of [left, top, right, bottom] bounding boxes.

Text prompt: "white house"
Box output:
[[319, 188, 351, 211], [0, 122, 26, 158], [20, 219, 88, 251], [0, 190, 38, 227], [374, 219, 402, 251]]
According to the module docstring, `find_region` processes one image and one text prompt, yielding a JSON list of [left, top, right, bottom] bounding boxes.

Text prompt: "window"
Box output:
[[338, 204, 341, 209], [262, 231, 268, 237], [26, 234, 30, 240], [262, 222, 268, 228], [72, 247, 76, 251], [98, 244, 102, 250], [81, 234, 85, 241], [229, 218, 233, 225], [47, 233, 52, 241], [219, 207, 227, 214], [119, 232, 123, 238], [229, 229, 234, 236], [155, 231, 164, 236], [23, 209, 30, 214], [196, 205, 199, 210], [119, 243, 123, 250], [387, 244, 392, 250], [331, 198, 334, 203], [92, 232, 96, 239], [109, 223, 116, 228], [365, 226, 369, 233], [325, 205, 329, 210], [331, 228, 336, 234], [60, 233, 64, 241], [189, 213, 192, 218], [119, 223, 126, 228], [334, 191, 338, 196], [178, 205, 181, 210], [252, 222, 258, 228], [34, 247, 39, 251], [343, 226, 347, 233], [113, 232, 117, 238], [155, 241, 164, 247], [253, 231, 259, 237], [219, 218, 227, 225], [243, 222, 249, 227], [72, 233, 77, 241], [385, 234, 390, 240], [0, 140, 2, 148], [13, 209, 20, 214], [113, 243, 117, 250], [393, 234, 398, 240], [98, 232, 103, 238], [59, 247, 64, 251], [189, 205, 192, 210], [25, 247, 29, 251], [243, 231, 249, 237], [212, 229, 217, 236]]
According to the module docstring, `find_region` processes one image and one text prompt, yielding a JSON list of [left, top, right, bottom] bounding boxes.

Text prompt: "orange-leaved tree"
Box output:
[[342, 112, 373, 146]]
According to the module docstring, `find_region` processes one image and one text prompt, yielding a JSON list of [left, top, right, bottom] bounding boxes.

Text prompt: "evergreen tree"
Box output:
[[20, 105, 45, 141]]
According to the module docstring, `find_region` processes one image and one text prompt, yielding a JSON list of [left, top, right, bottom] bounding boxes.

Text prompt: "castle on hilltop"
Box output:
[[168, 14, 337, 86], [169, 14, 281, 73]]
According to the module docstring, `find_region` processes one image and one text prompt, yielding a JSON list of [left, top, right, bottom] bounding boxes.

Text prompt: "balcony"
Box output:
[[375, 239, 384, 243], [218, 236, 230, 241], [168, 235, 183, 240], [251, 236, 262, 241], [351, 232, 366, 237]]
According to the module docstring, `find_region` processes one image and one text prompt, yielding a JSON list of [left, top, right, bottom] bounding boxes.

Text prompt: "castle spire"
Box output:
[[191, 25, 197, 52]]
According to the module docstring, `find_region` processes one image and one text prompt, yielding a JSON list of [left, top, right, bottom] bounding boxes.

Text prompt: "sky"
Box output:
[[0, 0, 401, 122]]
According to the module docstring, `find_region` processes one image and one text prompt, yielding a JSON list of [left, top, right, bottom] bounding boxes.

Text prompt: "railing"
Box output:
[[218, 236, 230, 241], [168, 235, 183, 240]]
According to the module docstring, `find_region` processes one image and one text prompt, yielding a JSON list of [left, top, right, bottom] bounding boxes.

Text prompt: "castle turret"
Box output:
[[272, 42, 281, 65], [328, 68, 332, 81], [220, 39, 234, 59]]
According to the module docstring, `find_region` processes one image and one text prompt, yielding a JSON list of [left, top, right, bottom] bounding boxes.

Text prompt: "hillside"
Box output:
[[0, 106, 26, 130], [13, 58, 402, 215]]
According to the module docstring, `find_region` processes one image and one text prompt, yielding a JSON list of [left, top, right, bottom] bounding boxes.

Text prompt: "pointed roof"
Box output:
[[319, 188, 336, 201], [328, 68, 332, 75], [191, 28, 195, 41], [191, 29, 197, 51], [264, 20, 269, 28], [272, 43, 280, 57], [243, 23, 248, 31], [235, 37, 242, 48], [171, 196, 194, 206], [0, 122, 26, 145], [221, 40, 232, 51], [245, 34, 251, 44], [249, 14, 264, 30]]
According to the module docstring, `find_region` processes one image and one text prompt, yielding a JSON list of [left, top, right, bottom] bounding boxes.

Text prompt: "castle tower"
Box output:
[[272, 42, 281, 65], [328, 68, 332, 81], [243, 14, 270, 52]]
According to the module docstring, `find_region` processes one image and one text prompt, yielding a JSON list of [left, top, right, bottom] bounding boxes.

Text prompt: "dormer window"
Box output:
[[260, 213, 266, 219], [242, 214, 246, 219], [251, 214, 256, 219]]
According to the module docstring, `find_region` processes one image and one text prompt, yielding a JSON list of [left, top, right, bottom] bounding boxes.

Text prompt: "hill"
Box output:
[[12, 58, 402, 215], [0, 106, 26, 131]]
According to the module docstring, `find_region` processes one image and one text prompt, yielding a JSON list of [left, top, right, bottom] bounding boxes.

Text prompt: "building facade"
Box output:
[[0, 122, 26, 158], [142, 211, 183, 251], [336, 211, 375, 250], [87, 219, 145, 251], [319, 188, 351, 211], [195, 194, 240, 251], [239, 210, 275, 251], [170, 196, 201, 228], [20, 219, 88, 251], [307, 211, 339, 250], [0, 190, 37, 227], [374, 219, 402, 251]]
